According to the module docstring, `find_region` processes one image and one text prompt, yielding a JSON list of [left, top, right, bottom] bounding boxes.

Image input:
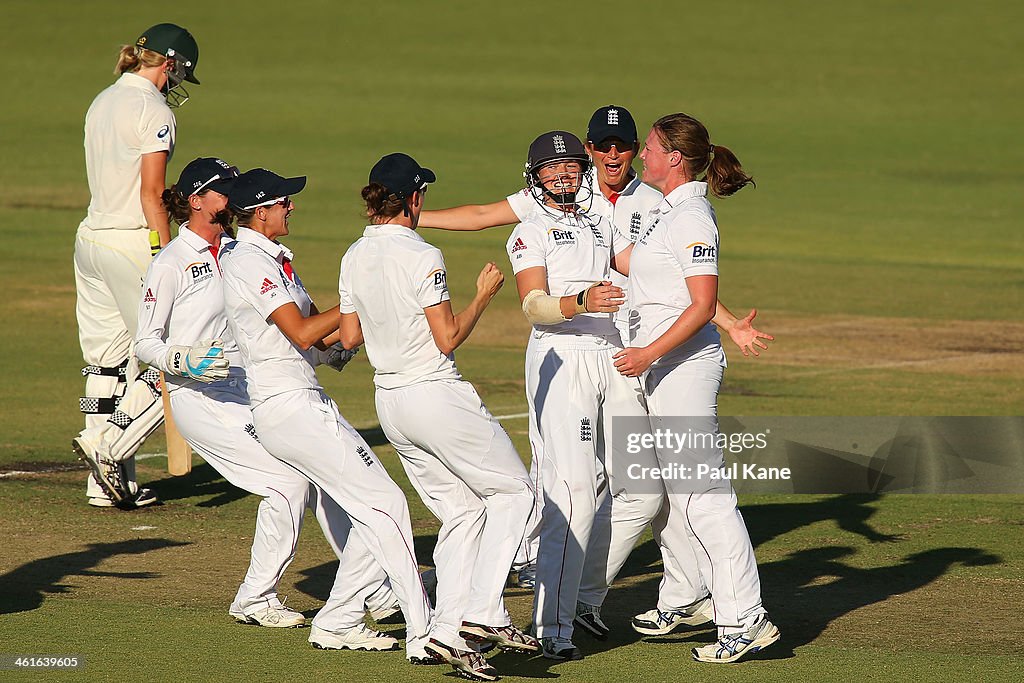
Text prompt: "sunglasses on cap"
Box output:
[[592, 138, 634, 153]]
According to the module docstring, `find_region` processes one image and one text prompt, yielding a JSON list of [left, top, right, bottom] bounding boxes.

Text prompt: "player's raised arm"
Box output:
[[424, 262, 504, 354]]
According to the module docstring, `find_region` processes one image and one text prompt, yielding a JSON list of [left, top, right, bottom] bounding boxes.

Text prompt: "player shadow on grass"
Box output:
[[145, 462, 249, 507], [616, 493, 900, 582], [0, 538, 188, 615]]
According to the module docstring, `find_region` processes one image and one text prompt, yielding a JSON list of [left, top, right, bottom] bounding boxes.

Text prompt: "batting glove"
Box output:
[[322, 343, 358, 372], [166, 339, 230, 383]]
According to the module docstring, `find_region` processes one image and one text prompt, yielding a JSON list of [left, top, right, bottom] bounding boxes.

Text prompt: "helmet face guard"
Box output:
[[523, 131, 593, 213], [162, 50, 192, 108]]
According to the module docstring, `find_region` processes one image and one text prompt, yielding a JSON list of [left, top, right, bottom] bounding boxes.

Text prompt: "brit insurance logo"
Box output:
[[186, 261, 214, 284], [688, 241, 717, 264], [547, 226, 576, 246], [428, 268, 447, 292]]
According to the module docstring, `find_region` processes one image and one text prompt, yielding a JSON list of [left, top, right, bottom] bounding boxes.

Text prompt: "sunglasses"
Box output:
[[592, 139, 634, 153]]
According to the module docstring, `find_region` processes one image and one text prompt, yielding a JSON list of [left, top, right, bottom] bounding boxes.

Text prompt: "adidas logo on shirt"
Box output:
[[260, 277, 278, 295], [143, 288, 156, 303], [511, 237, 527, 253]]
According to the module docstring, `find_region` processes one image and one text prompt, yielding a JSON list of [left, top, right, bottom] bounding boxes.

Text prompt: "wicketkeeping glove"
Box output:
[[322, 343, 358, 372], [166, 339, 230, 383]]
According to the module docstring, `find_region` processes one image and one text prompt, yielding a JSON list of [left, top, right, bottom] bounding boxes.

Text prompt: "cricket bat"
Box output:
[[161, 372, 192, 475]]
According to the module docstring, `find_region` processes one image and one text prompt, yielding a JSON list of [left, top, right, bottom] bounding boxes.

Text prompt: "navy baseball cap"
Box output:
[[228, 168, 307, 211], [587, 105, 638, 145], [173, 157, 239, 198], [369, 153, 435, 199]]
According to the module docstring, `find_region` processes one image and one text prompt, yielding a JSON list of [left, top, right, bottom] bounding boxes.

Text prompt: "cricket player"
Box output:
[[73, 23, 202, 508], [504, 131, 664, 661], [133, 157, 397, 637], [613, 113, 779, 663], [338, 153, 538, 681], [218, 168, 433, 661]]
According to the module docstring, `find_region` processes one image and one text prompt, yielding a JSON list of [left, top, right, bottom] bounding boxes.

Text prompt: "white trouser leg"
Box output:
[[377, 380, 532, 642], [253, 389, 432, 658], [170, 384, 310, 613], [74, 227, 157, 497], [528, 343, 606, 640], [514, 335, 543, 571], [646, 359, 765, 635], [578, 357, 663, 607], [308, 489, 385, 631]]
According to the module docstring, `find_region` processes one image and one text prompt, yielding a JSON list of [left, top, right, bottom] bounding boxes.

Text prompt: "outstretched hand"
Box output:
[[728, 308, 774, 357]]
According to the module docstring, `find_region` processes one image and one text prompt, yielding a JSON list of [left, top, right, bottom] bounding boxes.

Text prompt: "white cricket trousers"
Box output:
[[376, 379, 533, 649], [645, 358, 766, 636], [74, 226, 161, 497], [528, 334, 662, 639], [170, 379, 386, 631], [513, 333, 544, 571], [253, 388, 432, 658]]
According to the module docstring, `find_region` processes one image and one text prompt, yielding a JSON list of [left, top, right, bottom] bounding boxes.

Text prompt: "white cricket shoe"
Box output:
[[424, 638, 499, 681], [74, 436, 131, 504], [573, 601, 610, 640], [631, 596, 715, 635], [308, 624, 399, 651], [540, 636, 583, 661], [460, 621, 540, 653], [231, 602, 305, 628], [88, 487, 158, 509], [691, 614, 780, 663]]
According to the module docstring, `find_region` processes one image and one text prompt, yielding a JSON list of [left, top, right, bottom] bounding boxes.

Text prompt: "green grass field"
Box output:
[[1, 1, 1022, 681]]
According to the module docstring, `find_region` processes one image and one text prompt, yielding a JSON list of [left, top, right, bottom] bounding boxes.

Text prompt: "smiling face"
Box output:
[[259, 197, 294, 240], [537, 160, 584, 208], [639, 127, 677, 192], [586, 137, 638, 193]]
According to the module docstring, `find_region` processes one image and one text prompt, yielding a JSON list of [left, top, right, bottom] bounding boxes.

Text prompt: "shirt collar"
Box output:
[[178, 223, 227, 254], [653, 181, 708, 213], [361, 223, 425, 242], [235, 226, 290, 261], [117, 72, 162, 98]]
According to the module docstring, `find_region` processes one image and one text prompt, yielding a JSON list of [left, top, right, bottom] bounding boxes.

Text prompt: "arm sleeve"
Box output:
[[224, 250, 293, 320], [505, 220, 547, 274], [139, 101, 176, 156], [134, 259, 179, 371], [338, 252, 356, 314], [415, 248, 451, 308], [670, 213, 720, 278], [506, 189, 535, 221]]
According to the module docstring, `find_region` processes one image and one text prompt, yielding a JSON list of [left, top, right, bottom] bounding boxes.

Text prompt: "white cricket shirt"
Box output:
[[219, 227, 320, 405], [338, 224, 461, 390], [80, 73, 176, 231], [135, 224, 240, 390], [628, 181, 726, 367], [505, 207, 628, 339], [507, 173, 660, 340]]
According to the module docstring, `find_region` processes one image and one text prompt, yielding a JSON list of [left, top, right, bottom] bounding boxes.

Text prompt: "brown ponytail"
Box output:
[[114, 44, 167, 76], [652, 113, 754, 198], [361, 182, 405, 223]]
